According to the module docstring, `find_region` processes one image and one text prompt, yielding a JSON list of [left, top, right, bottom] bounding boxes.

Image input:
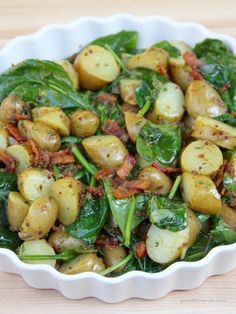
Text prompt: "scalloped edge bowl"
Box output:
[[0, 14, 236, 303]]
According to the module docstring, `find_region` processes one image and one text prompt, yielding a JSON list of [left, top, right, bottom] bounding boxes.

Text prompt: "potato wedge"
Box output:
[[6, 142, 34, 173], [119, 79, 141, 105], [181, 172, 221, 215], [32, 107, 70, 136], [55, 60, 79, 89], [18, 168, 55, 203], [186, 209, 201, 249], [7, 192, 30, 232], [74, 45, 120, 90], [124, 111, 146, 143], [82, 135, 128, 170], [70, 109, 99, 137], [221, 204, 236, 228], [50, 177, 82, 225], [0, 95, 26, 123], [191, 116, 236, 150], [19, 196, 58, 240], [185, 80, 226, 118], [103, 246, 127, 273], [0, 129, 8, 151], [18, 120, 61, 152], [180, 140, 223, 177]]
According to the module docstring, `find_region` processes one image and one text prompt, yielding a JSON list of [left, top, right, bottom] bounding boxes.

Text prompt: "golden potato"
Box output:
[[32, 107, 70, 136], [18, 168, 55, 203], [103, 246, 127, 273], [185, 80, 226, 118], [0, 95, 26, 123], [221, 204, 236, 228], [19, 196, 58, 240], [59, 253, 105, 275], [119, 79, 141, 105], [191, 116, 236, 150], [228, 154, 236, 182], [127, 48, 168, 74], [18, 120, 61, 152], [124, 111, 146, 143], [82, 135, 128, 170], [70, 109, 99, 137], [7, 192, 30, 232], [6, 142, 34, 173], [55, 60, 79, 89], [0, 129, 8, 151], [170, 63, 193, 92], [137, 166, 172, 194], [180, 140, 223, 177], [50, 177, 82, 225], [181, 172, 221, 215], [74, 45, 120, 91], [186, 209, 201, 249]]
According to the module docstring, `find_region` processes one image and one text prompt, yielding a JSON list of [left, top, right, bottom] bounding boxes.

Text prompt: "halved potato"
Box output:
[[50, 177, 82, 225], [17, 168, 55, 203], [32, 107, 70, 136], [19, 196, 58, 240], [6, 142, 34, 173], [181, 172, 221, 215], [74, 45, 120, 90], [70, 109, 99, 138], [180, 140, 223, 177], [55, 60, 79, 89], [18, 120, 61, 152], [191, 116, 236, 150], [185, 80, 227, 118], [7, 192, 30, 232], [0, 129, 8, 151], [0, 95, 26, 123], [221, 204, 236, 228], [119, 79, 141, 105], [124, 111, 146, 143], [82, 135, 128, 170]]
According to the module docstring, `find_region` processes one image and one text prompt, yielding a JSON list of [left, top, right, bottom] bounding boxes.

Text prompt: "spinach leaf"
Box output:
[[0, 225, 22, 251], [0, 172, 17, 225], [96, 102, 124, 126], [210, 216, 236, 244], [136, 121, 182, 165], [66, 196, 109, 244], [223, 172, 236, 192], [214, 114, 236, 126], [61, 136, 82, 147], [123, 255, 162, 273], [184, 233, 213, 262], [148, 196, 188, 232], [90, 30, 138, 54], [153, 41, 181, 58]]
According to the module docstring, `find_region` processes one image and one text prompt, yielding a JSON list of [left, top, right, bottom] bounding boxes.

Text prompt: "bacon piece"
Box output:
[[112, 176, 125, 188], [0, 151, 16, 173], [94, 235, 118, 248], [220, 84, 231, 93], [152, 162, 181, 173], [215, 160, 227, 188], [134, 241, 147, 259], [6, 123, 26, 143], [102, 119, 129, 143], [183, 51, 203, 80], [87, 186, 104, 198], [15, 114, 30, 122], [28, 139, 50, 168], [49, 149, 75, 165], [97, 93, 117, 105], [116, 155, 136, 179], [95, 169, 114, 180], [122, 179, 151, 190], [112, 187, 140, 199]]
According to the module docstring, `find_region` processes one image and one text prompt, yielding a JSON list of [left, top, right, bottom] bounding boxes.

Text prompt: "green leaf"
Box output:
[[136, 121, 182, 165], [61, 136, 82, 147], [0, 224, 22, 251], [214, 114, 236, 126], [122, 255, 162, 274], [223, 172, 236, 192], [210, 216, 236, 244], [153, 41, 181, 58], [184, 233, 213, 262]]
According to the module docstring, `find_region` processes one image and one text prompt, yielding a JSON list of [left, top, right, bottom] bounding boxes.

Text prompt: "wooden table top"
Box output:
[[0, 1, 235, 313]]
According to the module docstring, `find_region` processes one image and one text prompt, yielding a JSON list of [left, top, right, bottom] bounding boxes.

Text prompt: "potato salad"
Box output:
[[0, 31, 235, 276]]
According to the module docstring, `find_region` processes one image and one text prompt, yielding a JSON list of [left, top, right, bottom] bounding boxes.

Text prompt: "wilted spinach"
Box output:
[[0, 172, 17, 225], [123, 255, 163, 273], [210, 216, 236, 244], [214, 114, 236, 127], [223, 172, 236, 192], [153, 41, 181, 58], [0, 225, 22, 251], [184, 233, 213, 262]]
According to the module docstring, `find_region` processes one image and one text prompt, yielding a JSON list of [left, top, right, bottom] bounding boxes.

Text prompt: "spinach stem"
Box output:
[[72, 147, 97, 176], [168, 175, 182, 199], [137, 100, 151, 117], [53, 164, 60, 180], [104, 44, 126, 71], [124, 197, 136, 247], [89, 175, 96, 187], [100, 252, 134, 276]]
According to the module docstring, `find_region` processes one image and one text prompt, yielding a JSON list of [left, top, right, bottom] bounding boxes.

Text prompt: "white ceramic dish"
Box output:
[[0, 14, 236, 303]]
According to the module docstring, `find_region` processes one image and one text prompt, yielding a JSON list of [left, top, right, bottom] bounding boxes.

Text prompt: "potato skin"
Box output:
[[19, 196, 58, 241], [181, 172, 221, 215], [103, 246, 127, 273], [185, 80, 226, 118], [74, 45, 120, 91], [186, 209, 201, 249], [0, 95, 26, 123], [82, 135, 128, 170], [0, 129, 8, 151], [32, 107, 70, 136], [59, 253, 105, 275], [137, 166, 172, 194], [18, 120, 61, 152], [6, 142, 34, 173], [70, 110, 99, 138], [119, 79, 141, 105], [221, 204, 236, 228], [55, 60, 79, 89], [170, 63, 193, 92], [50, 177, 82, 225], [124, 112, 146, 143], [7, 192, 30, 232], [17, 168, 55, 203]]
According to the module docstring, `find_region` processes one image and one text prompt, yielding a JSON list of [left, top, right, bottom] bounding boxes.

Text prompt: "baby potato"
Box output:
[[18, 168, 55, 203], [103, 246, 127, 273], [55, 60, 79, 89], [124, 111, 146, 143], [148, 82, 185, 123], [0, 129, 8, 151], [60, 253, 105, 275], [180, 140, 223, 177], [18, 120, 61, 152], [127, 48, 168, 74], [137, 166, 172, 194], [181, 172, 221, 215], [19, 239, 56, 267], [70, 109, 99, 138], [191, 116, 236, 150], [7, 192, 30, 232], [74, 45, 120, 91], [19, 196, 58, 241], [32, 107, 70, 136], [6, 142, 34, 173], [0, 95, 25, 123], [185, 80, 226, 118], [221, 204, 236, 228], [186, 209, 201, 249], [119, 79, 141, 105], [50, 177, 82, 225], [82, 135, 128, 170]]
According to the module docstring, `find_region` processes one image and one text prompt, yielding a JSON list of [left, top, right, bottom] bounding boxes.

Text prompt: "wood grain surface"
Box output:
[[0, 0, 235, 313]]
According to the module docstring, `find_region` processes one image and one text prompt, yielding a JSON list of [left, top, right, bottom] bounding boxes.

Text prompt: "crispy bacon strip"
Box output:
[[116, 155, 136, 179], [49, 149, 75, 165], [87, 186, 104, 198], [95, 169, 114, 180], [122, 179, 151, 190], [15, 114, 30, 122], [94, 235, 118, 248], [152, 162, 181, 173], [102, 119, 129, 143], [28, 139, 50, 168], [97, 93, 117, 105], [6, 123, 26, 143], [112, 187, 140, 199], [215, 160, 227, 188], [134, 241, 147, 259], [183, 51, 203, 80], [0, 151, 16, 173]]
